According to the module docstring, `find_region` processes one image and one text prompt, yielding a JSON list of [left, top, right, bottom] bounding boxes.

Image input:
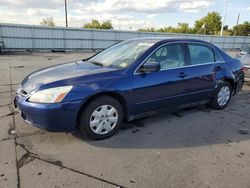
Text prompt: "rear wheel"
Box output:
[[211, 81, 232, 110], [79, 96, 123, 140]]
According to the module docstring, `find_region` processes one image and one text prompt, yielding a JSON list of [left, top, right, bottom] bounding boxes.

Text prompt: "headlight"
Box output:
[[28, 86, 73, 103]]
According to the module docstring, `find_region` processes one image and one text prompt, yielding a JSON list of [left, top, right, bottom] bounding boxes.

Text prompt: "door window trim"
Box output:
[[183, 41, 225, 64], [134, 41, 225, 75], [135, 42, 186, 74], [185, 42, 224, 66]]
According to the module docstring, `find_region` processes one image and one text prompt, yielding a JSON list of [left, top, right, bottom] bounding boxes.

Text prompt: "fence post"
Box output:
[[114, 30, 117, 43], [31, 27, 35, 51], [63, 28, 66, 51], [222, 36, 226, 49], [0, 24, 3, 40], [243, 36, 247, 45], [0, 24, 4, 52], [91, 29, 94, 50]]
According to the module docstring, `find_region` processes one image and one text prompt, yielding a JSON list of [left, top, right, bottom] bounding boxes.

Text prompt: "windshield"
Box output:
[[87, 40, 156, 69]]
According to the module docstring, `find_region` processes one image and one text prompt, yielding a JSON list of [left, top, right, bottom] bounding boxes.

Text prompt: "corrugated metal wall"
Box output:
[[0, 23, 249, 51]]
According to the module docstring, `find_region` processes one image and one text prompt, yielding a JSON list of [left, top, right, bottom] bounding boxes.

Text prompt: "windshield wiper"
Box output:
[[89, 61, 106, 67]]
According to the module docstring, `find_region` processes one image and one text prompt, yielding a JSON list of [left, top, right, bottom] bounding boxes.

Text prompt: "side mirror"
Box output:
[[140, 62, 160, 73]]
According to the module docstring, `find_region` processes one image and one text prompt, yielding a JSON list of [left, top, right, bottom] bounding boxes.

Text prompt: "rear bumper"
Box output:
[[15, 95, 84, 132], [233, 68, 245, 94], [235, 79, 244, 94]]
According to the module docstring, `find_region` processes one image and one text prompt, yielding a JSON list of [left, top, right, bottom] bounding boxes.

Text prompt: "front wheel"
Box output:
[[79, 96, 123, 140], [211, 81, 232, 110]]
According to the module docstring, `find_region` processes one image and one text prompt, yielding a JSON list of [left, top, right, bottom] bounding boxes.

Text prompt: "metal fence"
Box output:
[[0, 23, 249, 52]]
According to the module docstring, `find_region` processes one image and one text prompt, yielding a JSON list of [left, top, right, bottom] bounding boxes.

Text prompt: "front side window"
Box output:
[[146, 44, 185, 70], [188, 44, 214, 65]]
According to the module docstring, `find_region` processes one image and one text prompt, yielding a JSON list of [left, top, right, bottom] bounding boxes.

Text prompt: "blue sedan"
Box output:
[[15, 38, 245, 139]]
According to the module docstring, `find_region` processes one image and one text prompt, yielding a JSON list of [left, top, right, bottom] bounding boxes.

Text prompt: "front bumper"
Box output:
[[14, 95, 84, 132]]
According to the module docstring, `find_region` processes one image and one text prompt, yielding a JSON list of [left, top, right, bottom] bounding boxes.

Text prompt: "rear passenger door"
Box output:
[[186, 43, 226, 101]]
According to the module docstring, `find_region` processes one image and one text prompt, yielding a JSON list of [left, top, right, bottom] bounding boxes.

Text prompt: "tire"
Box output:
[[79, 96, 124, 140], [211, 81, 232, 110]]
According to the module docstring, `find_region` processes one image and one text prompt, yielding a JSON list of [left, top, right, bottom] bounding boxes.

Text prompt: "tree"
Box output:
[[83, 20, 113, 30], [138, 28, 156, 32], [194, 12, 221, 35], [137, 11, 250, 36], [137, 23, 194, 34], [175, 23, 194, 34], [101, 20, 113, 29], [40, 17, 56, 27], [233, 21, 250, 36], [84, 19, 101, 29]]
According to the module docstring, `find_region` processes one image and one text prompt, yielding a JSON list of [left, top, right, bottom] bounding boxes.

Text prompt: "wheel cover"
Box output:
[[89, 105, 118, 135], [217, 86, 230, 106]]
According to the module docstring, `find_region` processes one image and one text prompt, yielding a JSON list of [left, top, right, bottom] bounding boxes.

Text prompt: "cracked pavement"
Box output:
[[1, 52, 250, 188]]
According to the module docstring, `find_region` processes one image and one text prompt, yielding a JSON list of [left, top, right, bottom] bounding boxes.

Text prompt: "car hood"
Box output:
[[21, 60, 116, 93]]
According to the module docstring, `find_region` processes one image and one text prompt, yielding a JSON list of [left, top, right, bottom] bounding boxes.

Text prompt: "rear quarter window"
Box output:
[[214, 50, 224, 62]]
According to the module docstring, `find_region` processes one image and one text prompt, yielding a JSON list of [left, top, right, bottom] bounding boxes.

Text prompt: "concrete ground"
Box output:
[[0, 52, 250, 188]]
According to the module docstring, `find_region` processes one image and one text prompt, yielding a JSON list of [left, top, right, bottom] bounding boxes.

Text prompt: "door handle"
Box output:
[[178, 72, 188, 78], [214, 66, 224, 71]]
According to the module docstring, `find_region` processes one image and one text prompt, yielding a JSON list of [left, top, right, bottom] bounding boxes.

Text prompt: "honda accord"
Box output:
[[15, 38, 245, 139]]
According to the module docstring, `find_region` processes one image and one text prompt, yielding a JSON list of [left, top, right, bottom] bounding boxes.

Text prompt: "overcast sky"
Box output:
[[0, 0, 249, 30]]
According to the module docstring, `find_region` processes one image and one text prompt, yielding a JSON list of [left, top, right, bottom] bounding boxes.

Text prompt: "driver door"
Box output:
[[130, 43, 191, 115]]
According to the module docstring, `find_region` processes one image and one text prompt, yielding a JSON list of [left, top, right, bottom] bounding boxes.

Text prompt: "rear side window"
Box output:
[[188, 44, 214, 65], [146, 44, 185, 70]]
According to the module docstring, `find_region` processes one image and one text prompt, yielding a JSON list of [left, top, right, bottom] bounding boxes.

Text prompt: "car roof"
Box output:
[[126, 37, 211, 45]]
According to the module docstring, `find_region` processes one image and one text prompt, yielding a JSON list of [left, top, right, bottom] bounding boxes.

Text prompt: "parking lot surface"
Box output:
[[1, 52, 250, 188]]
